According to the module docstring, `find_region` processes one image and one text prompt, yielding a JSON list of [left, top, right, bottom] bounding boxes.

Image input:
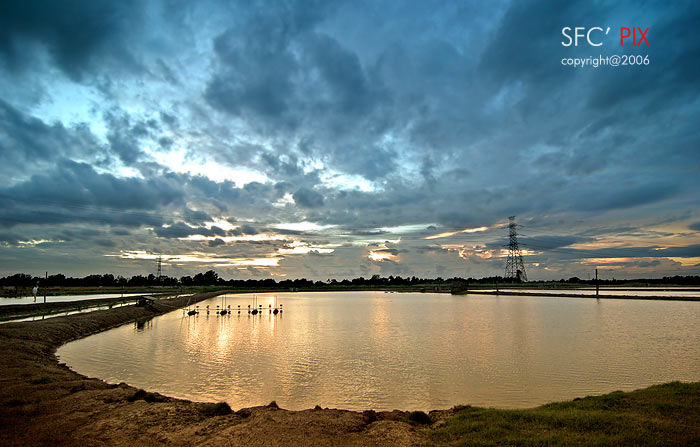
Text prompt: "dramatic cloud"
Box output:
[[0, 0, 143, 80], [0, 0, 698, 279]]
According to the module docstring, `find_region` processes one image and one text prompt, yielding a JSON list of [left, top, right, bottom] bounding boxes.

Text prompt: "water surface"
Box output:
[[58, 291, 700, 411], [489, 288, 700, 297], [1, 293, 146, 306]]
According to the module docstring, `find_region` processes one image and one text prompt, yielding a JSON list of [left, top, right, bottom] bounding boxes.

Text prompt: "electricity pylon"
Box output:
[[504, 216, 527, 282]]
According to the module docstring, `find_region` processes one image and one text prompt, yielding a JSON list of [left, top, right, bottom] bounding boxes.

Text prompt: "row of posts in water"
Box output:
[[184, 303, 283, 317]]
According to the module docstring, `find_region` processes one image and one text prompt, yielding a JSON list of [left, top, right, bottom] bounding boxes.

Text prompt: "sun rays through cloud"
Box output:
[[0, 1, 698, 280]]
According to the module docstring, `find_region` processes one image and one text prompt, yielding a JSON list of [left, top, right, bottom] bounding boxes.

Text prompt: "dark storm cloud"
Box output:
[[632, 259, 662, 268], [74, 228, 101, 238], [344, 229, 389, 236], [208, 238, 225, 247], [203, 0, 337, 121], [0, 0, 142, 80], [197, 0, 699, 233], [562, 177, 681, 213], [261, 154, 302, 177], [0, 99, 66, 160], [6, 159, 182, 210], [0, 100, 103, 180], [184, 175, 241, 203], [183, 208, 212, 225], [526, 244, 700, 261], [239, 225, 258, 235], [104, 110, 152, 165], [414, 245, 438, 254], [0, 231, 21, 246], [154, 223, 210, 239], [0, 0, 698, 279], [227, 225, 259, 236], [272, 228, 303, 236], [585, 5, 700, 112], [576, 226, 639, 237], [293, 188, 324, 208], [205, 29, 296, 119], [0, 159, 183, 228], [520, 235, 592, 250], [374, 248, 402, 256], [154, 223, 226, 239], [479, 0, 587, 87], [304, 33, 379, 117], [203, 1, 399, 181], [95, 238, 116, 248], [656, 245, 700, 258], [205, 0, 345, 121]]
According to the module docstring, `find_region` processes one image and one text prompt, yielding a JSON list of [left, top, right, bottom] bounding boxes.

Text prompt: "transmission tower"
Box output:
[[504, 216, 527, 282], [156, 256, 162, 280]]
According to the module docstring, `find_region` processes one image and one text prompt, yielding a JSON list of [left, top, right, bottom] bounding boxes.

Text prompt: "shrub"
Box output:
[[407, 410, 432, 425], [127, 389, 166, 403], [200, 402, 232, 416]]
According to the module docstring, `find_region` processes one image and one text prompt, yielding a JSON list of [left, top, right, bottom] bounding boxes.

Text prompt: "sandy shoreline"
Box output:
[[0, 291, 437, 446]]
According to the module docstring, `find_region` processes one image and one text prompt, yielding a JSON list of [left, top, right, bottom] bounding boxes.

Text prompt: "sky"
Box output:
[[0, 0, 699, 281]]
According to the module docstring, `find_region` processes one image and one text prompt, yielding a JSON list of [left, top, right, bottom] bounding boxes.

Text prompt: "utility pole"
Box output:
[[504, 216, 527, 282], [156, 256, 162, 281], [595, 268, 599, 297]]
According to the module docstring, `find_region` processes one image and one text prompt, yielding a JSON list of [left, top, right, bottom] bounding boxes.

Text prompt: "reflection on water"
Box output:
[[0, 293, 148, 306], [57, 292, 700, 411], [0, 301, 135, 325], [486, 288, 700, 297], [135, 318, 153, 331]]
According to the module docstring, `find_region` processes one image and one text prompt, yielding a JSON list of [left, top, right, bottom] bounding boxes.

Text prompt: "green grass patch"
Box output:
[[430, 382, 700, 446]]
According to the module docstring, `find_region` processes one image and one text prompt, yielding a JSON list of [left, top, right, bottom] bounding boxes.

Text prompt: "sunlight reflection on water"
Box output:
[[57, 291, 700, 411]]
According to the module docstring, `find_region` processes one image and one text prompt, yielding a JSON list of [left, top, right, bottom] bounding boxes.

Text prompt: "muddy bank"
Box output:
[[0, 291, 430, 447]]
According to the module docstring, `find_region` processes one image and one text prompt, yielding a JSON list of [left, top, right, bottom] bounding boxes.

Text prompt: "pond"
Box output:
[[57, 291, 700, 411]]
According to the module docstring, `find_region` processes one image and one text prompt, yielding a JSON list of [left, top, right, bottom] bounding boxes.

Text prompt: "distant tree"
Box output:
[[180, 275, 193, 286], [47, 274, 66, 287], [0, 273, 34, 287]]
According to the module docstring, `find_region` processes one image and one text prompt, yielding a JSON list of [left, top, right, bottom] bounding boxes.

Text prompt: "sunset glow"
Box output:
[[0, 1, 697, 281]]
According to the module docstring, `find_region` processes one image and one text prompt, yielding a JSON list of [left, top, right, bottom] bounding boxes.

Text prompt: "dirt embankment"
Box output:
[[0, 292, 431, 447]]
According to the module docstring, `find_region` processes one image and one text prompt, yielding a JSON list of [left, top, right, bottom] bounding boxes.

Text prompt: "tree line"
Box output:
[[1, 271, 699, 288]]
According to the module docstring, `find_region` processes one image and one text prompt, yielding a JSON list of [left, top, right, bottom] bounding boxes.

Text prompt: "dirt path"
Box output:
[[0, 291, 429, 446]]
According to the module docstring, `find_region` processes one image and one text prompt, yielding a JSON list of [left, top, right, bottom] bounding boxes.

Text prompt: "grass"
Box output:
[[429, 382, 700, 446]]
